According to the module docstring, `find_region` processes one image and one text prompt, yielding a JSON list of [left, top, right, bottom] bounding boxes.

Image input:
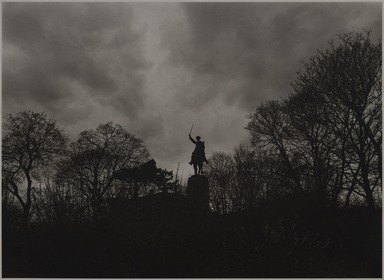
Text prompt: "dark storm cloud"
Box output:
[[3, 2, 147, 123], [3, 2, 381, 172], [163, 2, 382, 112]]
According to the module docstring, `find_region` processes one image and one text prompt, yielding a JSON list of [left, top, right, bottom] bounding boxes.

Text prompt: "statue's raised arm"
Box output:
[[189, 134, 197, 144]]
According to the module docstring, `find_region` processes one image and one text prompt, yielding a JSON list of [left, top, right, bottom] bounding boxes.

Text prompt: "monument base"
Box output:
[[186, 175, 210, 215]]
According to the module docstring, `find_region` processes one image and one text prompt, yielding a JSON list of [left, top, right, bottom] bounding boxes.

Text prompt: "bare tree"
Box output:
[[32, 179, 89, 225], [233, 144, 261, 210], [55, 122, 150, 218], [246, 100, 303, 193], [291, 31, 381, 208], [205, 152, 236, 214], [286, 90, 337, 205], [2, 111, 68, 229]]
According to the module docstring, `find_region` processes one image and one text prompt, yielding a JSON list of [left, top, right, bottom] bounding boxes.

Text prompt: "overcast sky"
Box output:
[[2, 2, 382, 177]]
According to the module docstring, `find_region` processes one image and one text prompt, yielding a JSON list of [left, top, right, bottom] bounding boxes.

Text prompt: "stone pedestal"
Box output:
[[187, 175, 209, 215]]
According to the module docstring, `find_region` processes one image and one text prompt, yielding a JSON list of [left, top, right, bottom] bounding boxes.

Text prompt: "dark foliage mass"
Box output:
[[2, 31, 382, 277], [3, 203, 381, 277]]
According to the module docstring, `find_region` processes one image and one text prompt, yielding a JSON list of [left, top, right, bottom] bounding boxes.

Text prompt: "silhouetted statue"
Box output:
[[188, 134, 208, 175]]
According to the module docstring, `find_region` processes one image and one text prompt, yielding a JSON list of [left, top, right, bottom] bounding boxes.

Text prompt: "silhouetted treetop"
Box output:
[[113, 159, 178, 194], [291, 31, 381, 208], [2, 111, 68, 229], [246, 31, 381, 208], [55, 122, 150, 217]]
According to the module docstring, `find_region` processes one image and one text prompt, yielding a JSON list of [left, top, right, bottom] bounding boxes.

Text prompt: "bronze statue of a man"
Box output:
[[189, 133, 208, 175]]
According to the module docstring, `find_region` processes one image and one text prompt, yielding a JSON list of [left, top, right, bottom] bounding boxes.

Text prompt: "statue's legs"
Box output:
[[196, 163, 201, 175], [201, 163, 204, 174]]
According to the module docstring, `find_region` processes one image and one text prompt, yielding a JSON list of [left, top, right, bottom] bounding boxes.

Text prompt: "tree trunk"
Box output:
[[22, 170, 33, 232], [360, 161, 375, 209], [22, 207, 30, 232], [279, 146, 303, 192], [356, 112, 382, 182], [91, 201, 104, 219], [344, 187, 353, 208]]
